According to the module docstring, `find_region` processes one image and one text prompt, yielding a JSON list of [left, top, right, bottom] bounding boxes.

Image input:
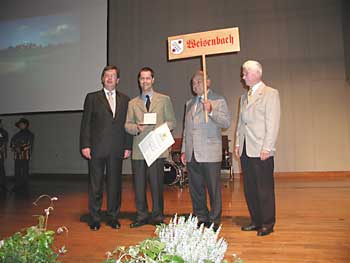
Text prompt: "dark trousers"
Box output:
[[132, 158, 165, 222], [14, 159, 29, 189], [187, 153, 222, 224], [240, 143, 276, 229], [88, 156, 123, 222], [0, 158, 6, 188]]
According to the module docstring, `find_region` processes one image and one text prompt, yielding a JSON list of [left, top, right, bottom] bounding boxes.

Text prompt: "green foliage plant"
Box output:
[[0, 195, 68, 263]]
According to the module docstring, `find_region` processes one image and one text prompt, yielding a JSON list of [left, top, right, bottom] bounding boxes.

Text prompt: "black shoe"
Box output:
[[130, 219, 148, 228], [107, 219, 121, 229], [241, 224, 259, 231], [89, 221, 101, 231], [257, 227, 274, 236], [197, 221, 210, 228], [151, 219, 164, 226], [212, 223, 221, 232]]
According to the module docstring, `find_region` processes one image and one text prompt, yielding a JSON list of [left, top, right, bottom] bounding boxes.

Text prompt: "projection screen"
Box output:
[[0, 0, 107, 114]]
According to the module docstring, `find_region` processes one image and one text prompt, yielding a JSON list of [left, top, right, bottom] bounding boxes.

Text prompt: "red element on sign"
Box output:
[[186, 34, 235, 49]]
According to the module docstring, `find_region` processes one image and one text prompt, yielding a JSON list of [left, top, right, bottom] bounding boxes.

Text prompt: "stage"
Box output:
[[0, 173, 349, 263]]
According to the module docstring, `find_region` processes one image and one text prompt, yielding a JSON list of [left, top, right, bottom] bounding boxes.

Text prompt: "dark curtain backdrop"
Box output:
[[108, 0, 350, 172]]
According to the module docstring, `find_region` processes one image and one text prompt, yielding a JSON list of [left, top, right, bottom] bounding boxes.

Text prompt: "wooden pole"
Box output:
[[202, 54, 208, 123]]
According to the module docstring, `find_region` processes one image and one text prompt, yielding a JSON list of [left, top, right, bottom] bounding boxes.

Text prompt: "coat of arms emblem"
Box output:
[[170, 39, 184, 54]]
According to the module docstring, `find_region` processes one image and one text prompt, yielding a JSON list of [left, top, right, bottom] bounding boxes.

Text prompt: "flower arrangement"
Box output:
[[103, 214, 244, 263], [0, 195, 68, 263]]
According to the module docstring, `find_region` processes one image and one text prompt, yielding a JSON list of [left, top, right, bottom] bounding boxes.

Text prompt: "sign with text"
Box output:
[[168, 27, 240, 60]]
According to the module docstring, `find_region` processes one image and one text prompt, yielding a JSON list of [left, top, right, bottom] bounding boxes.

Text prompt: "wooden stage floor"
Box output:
[[0, 174, 349, 263]]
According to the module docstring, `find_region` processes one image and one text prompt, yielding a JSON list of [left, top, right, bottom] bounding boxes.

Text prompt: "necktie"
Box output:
[[107, 91, 115, 117], [248, 88, 253, 103], [145, 95, 151, 112], [192, 96, 202, 117]]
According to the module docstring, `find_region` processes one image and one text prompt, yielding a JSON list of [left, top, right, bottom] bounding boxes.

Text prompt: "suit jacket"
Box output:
[[235, 82, 280, 157], [125, 91, 176, 160], [80, 89, 132, 159], [181, 89, 231, 163]]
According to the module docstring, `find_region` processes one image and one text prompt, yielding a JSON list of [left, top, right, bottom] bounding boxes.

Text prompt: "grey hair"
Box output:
[[242, 60, 262, 75]]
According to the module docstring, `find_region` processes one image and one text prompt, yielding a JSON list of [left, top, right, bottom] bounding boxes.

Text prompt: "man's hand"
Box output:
[[81, 147, 91, 160], [234, 146, 240, 159], [124, 149, 131, 159], [137, 124, 146, 133], [203, 100, 212, 113], [260, 150, 270, 161], [180, 152, 186, 166]]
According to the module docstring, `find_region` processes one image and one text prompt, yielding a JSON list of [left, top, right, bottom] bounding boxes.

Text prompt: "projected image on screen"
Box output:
[[0, 14, 79, 75], [0, 0, 107, 114]]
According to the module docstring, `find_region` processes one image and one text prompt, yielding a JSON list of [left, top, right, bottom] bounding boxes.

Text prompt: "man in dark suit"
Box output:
[[235, 60, 280, 236], [181, 70, 230, 231], [80, 65, 132, 231], [125, 67, 176, 228]]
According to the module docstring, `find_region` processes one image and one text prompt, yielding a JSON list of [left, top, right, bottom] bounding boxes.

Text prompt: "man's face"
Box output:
[[18, 123, 27, 130], [242, 68, 260, 87], [192, 75, 209, 96], [103, 69, 119, 90], [139, 70, 154, 93]]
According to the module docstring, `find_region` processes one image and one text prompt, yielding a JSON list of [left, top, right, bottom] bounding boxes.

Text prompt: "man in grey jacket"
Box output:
[[181, 70, 230, 231]]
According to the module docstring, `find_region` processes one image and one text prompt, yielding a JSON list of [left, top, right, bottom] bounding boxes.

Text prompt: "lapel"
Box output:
[[149, 92, 159, 112], [246, 83, 266, 110], [186, 97, 197, 118], [188, 89, 211, 117], [135, 95, 147, 113], [136, 91, 161, 113], [187, 97, 197, 115], [97, 89, 112, 115], [114, 91, 121, 119], [194, 89, 213, 116], [97, 89, 119, 119]]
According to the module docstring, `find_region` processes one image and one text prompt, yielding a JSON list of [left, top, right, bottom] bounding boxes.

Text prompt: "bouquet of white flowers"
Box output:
[[103, 214, 243, 263], [157, 214, 227, 263]]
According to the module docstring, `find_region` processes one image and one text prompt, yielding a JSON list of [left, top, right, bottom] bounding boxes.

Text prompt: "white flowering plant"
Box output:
[[103, 214, 244, 263], [0, 195, 68, 263]]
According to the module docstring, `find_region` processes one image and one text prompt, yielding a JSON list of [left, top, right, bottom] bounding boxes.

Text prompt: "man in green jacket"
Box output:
[[125, 67, 176, 228]]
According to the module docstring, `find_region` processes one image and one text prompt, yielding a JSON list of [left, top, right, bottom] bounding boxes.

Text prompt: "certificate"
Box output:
[[143, 112, 157, 125], [138, 122, 175, 166]]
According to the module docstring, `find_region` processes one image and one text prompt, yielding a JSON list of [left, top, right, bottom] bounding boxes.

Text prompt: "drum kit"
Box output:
[[163, 151, 187, 188], [163, 136, 233, 187]]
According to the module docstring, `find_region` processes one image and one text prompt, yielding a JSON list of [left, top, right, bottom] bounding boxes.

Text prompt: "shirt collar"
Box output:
[[196, 89, 211, 100], [141, 89, 154, 101], [104, 88, 116, 96], [250, 81, 263, 95]]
